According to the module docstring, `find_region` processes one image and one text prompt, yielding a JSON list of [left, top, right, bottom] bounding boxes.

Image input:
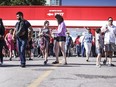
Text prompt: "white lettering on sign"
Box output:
[[54, 13, 64, 16], [47, 10, 64, 17], [47, 13, 54, 16], [49, 10, 62, 12]]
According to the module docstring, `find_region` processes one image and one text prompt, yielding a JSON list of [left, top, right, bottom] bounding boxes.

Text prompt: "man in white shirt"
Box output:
[[101, 17, 116, 66]]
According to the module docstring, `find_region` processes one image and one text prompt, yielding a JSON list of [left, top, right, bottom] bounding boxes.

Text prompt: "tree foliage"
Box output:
[[0, 0, 46, 6]]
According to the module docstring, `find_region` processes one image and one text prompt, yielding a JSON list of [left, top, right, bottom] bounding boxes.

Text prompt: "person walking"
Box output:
[[101, 17, 116, 66], [95, 28, 104, 67], [75, 35, 81, 57], [66, 32, 73, 57], [39, 20, 51, 65], [13, 12, 33, 67], [0, 18, 5, 65], [5, 28, 15, 61], [83, 28, 93, 62], [52, 14, 67, 65], [79, 32, 85, 57]]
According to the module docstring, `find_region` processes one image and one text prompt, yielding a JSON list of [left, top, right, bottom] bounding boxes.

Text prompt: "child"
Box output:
[[95, 28, 104, 67]]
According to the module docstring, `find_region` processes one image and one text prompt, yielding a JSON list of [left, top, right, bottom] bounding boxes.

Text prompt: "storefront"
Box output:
[[0, 6, 116, 38]]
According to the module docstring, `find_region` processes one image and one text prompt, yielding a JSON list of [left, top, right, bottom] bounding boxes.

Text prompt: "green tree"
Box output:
[[30, 0, 46, 5], [0, 0, 46, 6], [0, 0, 11, 5]]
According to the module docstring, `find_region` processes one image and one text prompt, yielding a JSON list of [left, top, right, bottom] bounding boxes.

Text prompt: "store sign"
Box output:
[[47, 10, 64, 16], [0, 6, 116, 20]]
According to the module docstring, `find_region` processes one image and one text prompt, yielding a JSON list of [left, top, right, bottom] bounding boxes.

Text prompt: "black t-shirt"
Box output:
[[0, 25, 5, 43], [15, 20, 31, 39], [0, 25, 5, 36]]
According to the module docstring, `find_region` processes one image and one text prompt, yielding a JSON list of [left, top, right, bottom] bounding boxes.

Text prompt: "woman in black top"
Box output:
[[0, 18, 5, 65]]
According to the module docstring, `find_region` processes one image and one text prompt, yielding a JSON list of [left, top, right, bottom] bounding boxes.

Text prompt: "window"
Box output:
[[50, 0, 61, 5]]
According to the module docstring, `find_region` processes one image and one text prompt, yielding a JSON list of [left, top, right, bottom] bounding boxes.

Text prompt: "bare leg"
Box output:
[[53, 40, 59, 62], [59, 42, 67, 64], [103, 51, 107, 65], [44, 42, 49, 61], [105, 51, 107, 61], [96, 54, 101, 65], [28, 49, 33, 60], [108, 52, 112, 65], [9, 50, 12, 61]]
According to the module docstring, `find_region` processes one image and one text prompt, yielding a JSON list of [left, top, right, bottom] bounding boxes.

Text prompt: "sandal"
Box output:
[[44, 59, 48, 65]]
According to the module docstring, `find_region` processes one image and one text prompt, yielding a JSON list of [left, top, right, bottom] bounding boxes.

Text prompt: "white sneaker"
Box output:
[[96, 64, 101, 68]]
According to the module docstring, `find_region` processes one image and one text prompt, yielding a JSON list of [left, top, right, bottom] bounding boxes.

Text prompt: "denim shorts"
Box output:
[[96, 48, 103, 54]]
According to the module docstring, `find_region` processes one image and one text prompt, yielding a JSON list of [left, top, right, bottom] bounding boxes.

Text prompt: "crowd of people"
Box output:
[[0, 12, 68, 67], [0, 11, 116, 68], [72, 17, 116, 67]]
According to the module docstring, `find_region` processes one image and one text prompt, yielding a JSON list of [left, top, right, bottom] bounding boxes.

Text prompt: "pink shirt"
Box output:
[[53, 22, 66, 37]]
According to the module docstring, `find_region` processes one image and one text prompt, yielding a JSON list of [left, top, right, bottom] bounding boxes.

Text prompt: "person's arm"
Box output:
[[74, 38, 77, 44], [114, 26, 116, 37], [13, 28, 16, 40], [101, 25, 109, 33], [0, 35, 3, 38], [70, 36, 73, 44], [28, 26, 33, 37], [48, 31, 51, 38], [39, 28, 43, 37], [0, 26, 5, 38], [53, 23, 64, 34], [5, 34, 8, 41], [70, 37, 74, 47], [96, 34, 101, 49]]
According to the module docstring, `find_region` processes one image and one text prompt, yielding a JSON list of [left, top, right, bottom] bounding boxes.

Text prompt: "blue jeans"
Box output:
[[81, 43, 85, 57], [76, 44, 81, 56], [17, 38, 27, 65], [0, 43, 3, 63]]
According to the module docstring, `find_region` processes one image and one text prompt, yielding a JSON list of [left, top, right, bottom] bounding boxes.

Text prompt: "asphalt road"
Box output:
[[0, 56, 116, 87]]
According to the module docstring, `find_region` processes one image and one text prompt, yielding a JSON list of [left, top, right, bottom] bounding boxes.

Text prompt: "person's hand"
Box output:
[[39, 32, 43, 36], [0, 35, 3, 40], [12, 34, 16, 40], [104, 26, 109, 32], [0, 35, 2, 38]]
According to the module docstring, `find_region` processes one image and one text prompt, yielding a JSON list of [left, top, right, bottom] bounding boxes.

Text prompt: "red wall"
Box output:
[[1, 6, 116, 36], [0, 6, 116, 21]]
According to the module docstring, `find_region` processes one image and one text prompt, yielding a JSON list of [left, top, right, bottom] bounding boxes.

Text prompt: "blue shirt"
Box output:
[[83, 32, 92, 43]]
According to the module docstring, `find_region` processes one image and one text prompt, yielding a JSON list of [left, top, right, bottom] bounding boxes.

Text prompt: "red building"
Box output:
[[0, 6, 116, 36]]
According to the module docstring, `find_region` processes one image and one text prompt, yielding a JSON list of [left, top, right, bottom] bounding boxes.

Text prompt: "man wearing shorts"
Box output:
[[101, 17, 116, 66]]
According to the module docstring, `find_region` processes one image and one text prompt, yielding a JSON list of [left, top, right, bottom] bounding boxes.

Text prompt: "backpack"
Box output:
[[39, 36, 46, 50]]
